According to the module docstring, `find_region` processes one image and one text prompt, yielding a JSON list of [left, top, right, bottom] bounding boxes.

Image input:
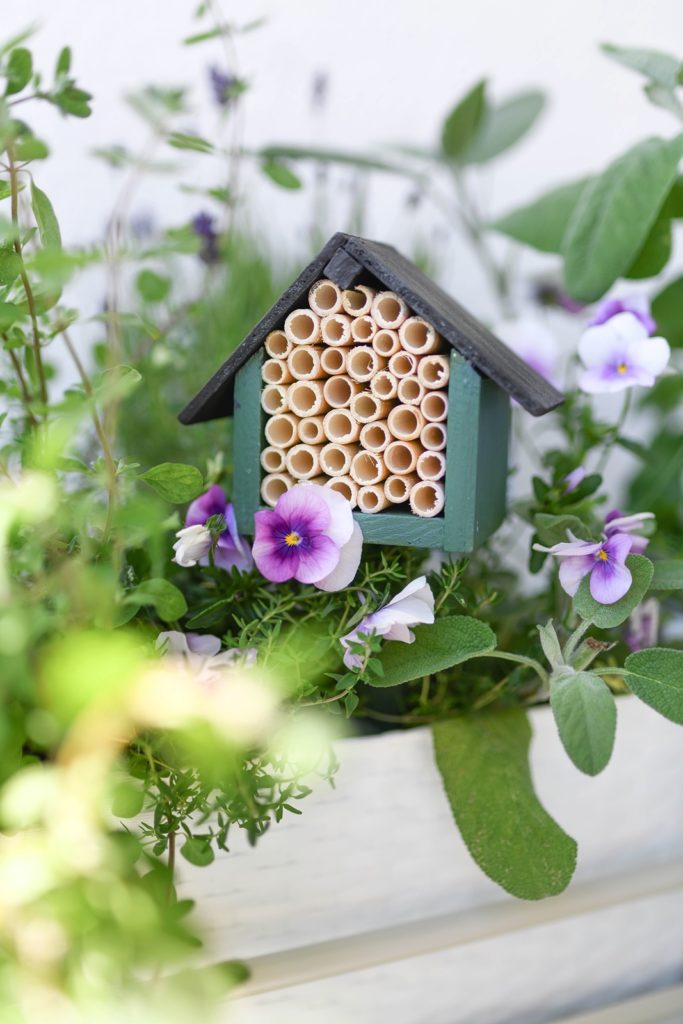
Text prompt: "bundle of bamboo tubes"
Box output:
[[260, 281, 449, 517]]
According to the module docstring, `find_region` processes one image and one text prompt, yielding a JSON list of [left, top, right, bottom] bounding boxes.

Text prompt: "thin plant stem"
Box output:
[[7, 346, 39, 427], [478, 649, 549, 686], [167, 829, 176, 903], [596, 389, 632, 475]]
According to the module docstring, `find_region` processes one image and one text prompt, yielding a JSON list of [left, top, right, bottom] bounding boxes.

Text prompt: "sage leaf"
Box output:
[[441, 80, 487, 160], [140, 463, 204, 503], [550, 671, 617, 776], [624, 647, 683, 723], [371, 616, 496, 687], [574, 554, 654, 628]]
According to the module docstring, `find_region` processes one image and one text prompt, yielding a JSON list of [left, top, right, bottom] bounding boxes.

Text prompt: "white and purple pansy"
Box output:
[[535, 531, 634, 605], [183, 484, 253, 572], [604, 509, 654, 555], [252, 484, 363, 592], [340, 576, 435, 670], [588, 294, 656, 335], [578, 312, 670, 394]]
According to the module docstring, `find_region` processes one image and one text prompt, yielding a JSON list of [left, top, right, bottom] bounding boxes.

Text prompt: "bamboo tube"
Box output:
[[399, 316, 440, 355], [389, 351, 418, 379], [320, 443, 359, 477], [320, 347, 347, 376], [350, 450, 388, 486], [298, 416, 326, 444], [372, 328, 401, 358], [326, 475, 358, 509], [384, 440, 422, 475], [285, 443, 324, 481], [387, 404, 425, 441], [351, 391, 393, 424], [288, 345, 325, 381], [309, 279, 342, 316], [321, 313, 353, 347], [347, 346, 385, 383], [370, 370, 398, 401], [265, 329, 291, 360], [260, 472, 294, 507], [420, 391, 448, 423], [410, 479, 445, 518], [350, 315, 377, 344], [360, 420, 391, 453], [323, 374, 362, 409], [385, 473, 419, 504], [358, 484, 389, 514], [322, 409, 361, 444], [262, 357, 293, 386], [397, 375, 425, 406], [418, 354, 450, 390], [304, 475, 330, 487], [284, 308, 321, 346], [288, 381, 329, 418], [264, 412, 300, 449], [341, 284, 375, 317], [371, 291, 409, 330], [261, 384, 289, 416], [260, 446, 287, 474], [417, 450, 446, 482], [421, 421, 447, 451]]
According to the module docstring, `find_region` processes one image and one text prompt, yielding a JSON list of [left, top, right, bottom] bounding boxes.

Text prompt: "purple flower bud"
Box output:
[[209, 66, 239, 107], [563, 466, 586, 494], [191, 212, 220, 265]]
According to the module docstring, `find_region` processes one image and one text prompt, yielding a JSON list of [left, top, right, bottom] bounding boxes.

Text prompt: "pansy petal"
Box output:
[[626, 334, 670, 379], [186, 633, 222, 656], [602, 531, 633, 564], [386, 576, 434, 612], [303, 483, 354, 547], [316, 521, 363, 591], [382, 623, 415, 643], [578, 367, 635, 394], [156, 631, 190, 655], [604, 511, 654, 534], [275, 484, 331, 535], [558, 554, 595, 596], [295, 533, 341, 584], [590, 557, 632, 604], [185, 485, 227, 527]]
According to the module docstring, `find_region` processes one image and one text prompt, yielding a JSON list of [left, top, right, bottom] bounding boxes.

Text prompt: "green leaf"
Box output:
[[139, 462, 204, 503], [550, 671, 617, 776], [652, 275, 683, 347], [562, 136, 683, 302], [135, 268, 171, 303], [0, 301, 21, 329], [167, 132, 214, 154], [489, 178, 589, 254], [55, 46, 71, 77], [624, 647, 683, 723], [261, 159, 302, 190], [111, 779, 145, 818], [574, 554, 654, 628], [463, 90, 545, 165], [133, 578, 188, 622], [601, 43, 682, 90], [371, 616, 496, 687], [180, 836, 215, 867], [30, 182, 61, 249], [50, 85, 92, 118], [533, 512, 593, 546], [257, 144, 408, 176], [650, 560, 683, 590], [5, 47, 32, 96], [0, 246, 20, 285], [433, 710, 577, 899], [14, 135, 49, 161], [625, 214, 672, 279], [441, 80, 488, 160]]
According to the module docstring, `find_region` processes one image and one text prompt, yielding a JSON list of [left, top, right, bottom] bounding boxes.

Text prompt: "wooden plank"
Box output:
[[231, 859, 683, 998], [232, 351, 264, 534], [443, 353, 479, 553], [354, 510, 443, 549], [473, 375, 510, 546], [323, 248, 363, 289]]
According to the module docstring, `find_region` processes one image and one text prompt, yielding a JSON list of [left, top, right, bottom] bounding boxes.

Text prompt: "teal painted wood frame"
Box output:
[[233, 349, 510, 551]]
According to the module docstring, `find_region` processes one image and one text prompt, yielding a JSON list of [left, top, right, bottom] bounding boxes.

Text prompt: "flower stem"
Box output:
[[478, 649, 549, 686], [596, 389, 632, 474]]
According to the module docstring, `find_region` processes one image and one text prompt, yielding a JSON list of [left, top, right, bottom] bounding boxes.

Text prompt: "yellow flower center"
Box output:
[[597, 548, 609, 561], [616, 362, 628, 374], [284, 531, 302, 547]]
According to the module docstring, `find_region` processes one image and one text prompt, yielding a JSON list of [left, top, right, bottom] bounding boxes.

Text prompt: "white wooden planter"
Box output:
[[177, 697, 683, 1023]]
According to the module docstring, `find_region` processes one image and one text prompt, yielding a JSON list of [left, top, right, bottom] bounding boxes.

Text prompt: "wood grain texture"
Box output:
[[444, 353, 479, 553], [323, 248, 363, 289], [178, 233, 563, 425], [353, 510, 444, 548], [233, 351, 264, 534], [473, 375, 510, 547]]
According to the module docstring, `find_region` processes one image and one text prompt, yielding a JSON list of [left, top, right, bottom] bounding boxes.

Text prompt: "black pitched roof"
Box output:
[[179, 232, 563, 424]]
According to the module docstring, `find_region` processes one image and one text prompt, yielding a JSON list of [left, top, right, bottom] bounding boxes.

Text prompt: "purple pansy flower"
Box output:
[[625, 598, 659, 653], [563, 466, 586, 494], [184, 485, 252, 572], [535, 531, 634, 604], [340, 576, 435, 670], [578, 312, 670, 394], [588, 295, 656, 335], [494, 317, 558, 383], [253, 484, 362, 591], [604, 509, 654, 555]]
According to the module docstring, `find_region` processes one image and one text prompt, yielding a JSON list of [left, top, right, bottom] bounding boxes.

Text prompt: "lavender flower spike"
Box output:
[[578, 312, 669, 394], [340, 576, 435, 670], [534, 531, 634, 605]]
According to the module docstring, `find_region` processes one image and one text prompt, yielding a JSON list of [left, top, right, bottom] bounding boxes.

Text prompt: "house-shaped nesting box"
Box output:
[[179, 233, 563, 553]]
